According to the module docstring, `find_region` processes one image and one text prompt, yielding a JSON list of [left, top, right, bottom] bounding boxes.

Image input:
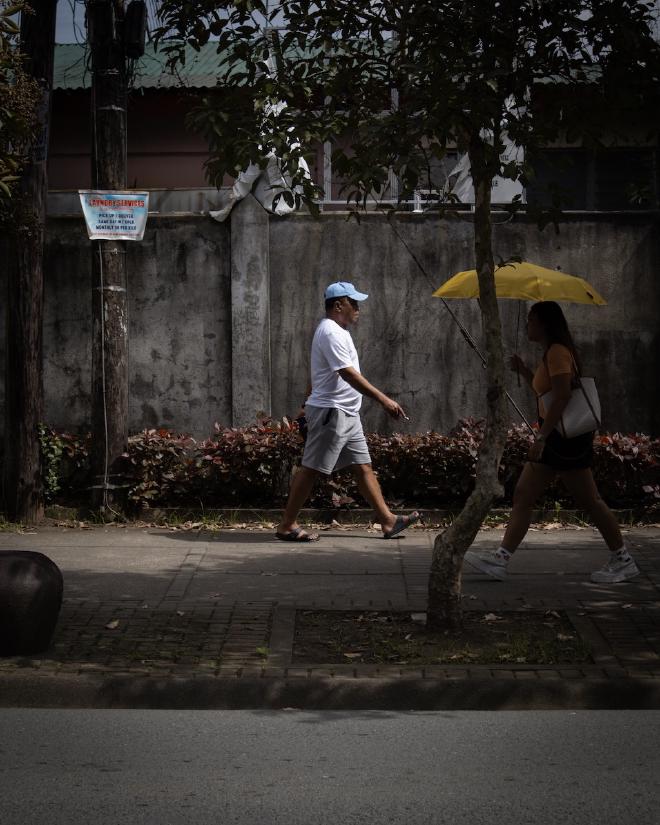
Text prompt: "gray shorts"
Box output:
[[302, 405, 371, 475]]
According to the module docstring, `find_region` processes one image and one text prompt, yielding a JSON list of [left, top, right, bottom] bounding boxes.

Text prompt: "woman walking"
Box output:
[[465, 300, 639, 583]]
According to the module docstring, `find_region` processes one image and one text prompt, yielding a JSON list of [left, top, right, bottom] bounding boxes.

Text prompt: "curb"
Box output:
[[3, 672, 660, 711], [43, 505, 645, 526]]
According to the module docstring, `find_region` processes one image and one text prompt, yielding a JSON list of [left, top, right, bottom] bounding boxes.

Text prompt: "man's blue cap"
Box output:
[[324, 281, 369, 302]]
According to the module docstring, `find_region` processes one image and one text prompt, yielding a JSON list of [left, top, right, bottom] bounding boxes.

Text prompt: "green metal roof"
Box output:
[[54, 42, 227, 90]]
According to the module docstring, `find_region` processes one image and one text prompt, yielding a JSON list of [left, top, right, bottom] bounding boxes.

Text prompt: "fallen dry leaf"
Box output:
[[105, 620, 119, 630]]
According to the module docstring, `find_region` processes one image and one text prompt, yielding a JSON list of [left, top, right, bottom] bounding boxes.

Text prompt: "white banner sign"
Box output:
[[79, 190, 149, 240]]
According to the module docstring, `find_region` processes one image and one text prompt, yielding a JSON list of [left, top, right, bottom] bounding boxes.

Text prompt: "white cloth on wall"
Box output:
[[209, 151, 310, 222]]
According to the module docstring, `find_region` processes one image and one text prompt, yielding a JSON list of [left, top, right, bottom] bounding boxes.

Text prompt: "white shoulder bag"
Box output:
[[540, 352, 601, 439]]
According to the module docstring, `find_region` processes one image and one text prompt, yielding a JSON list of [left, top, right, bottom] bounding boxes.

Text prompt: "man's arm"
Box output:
[[338, 366, 407, 419]]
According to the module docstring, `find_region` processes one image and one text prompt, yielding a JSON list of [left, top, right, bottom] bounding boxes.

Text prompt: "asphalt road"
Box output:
[[0, 710, 658, 824]]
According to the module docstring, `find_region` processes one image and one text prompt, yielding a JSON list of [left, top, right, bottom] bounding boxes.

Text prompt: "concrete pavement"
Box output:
[[0, 521, 658, 709]]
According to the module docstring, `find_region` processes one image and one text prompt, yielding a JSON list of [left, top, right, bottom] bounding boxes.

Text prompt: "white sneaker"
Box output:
[[590, 553, 640, 584], [464, 549, 509, 581]]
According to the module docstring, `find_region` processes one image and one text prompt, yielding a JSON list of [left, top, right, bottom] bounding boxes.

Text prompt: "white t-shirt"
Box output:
[[306, 318, 362, 415]]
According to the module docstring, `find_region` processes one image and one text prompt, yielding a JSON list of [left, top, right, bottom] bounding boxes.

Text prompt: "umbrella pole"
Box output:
[[439, 295, 535, 434], [385, 219, 535, 434], [515, 300, 521, 387]]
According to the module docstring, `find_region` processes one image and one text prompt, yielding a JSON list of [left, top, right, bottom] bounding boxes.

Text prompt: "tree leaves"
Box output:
[[153, 0, 660, 212], [0, 0, 40, 212]]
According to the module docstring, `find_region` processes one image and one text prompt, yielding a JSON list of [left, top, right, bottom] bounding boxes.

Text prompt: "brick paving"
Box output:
[[0, 524, 659, 706]]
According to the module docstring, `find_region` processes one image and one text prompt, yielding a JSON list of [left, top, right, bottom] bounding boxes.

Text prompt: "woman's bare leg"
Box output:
[[559, 468, 623, 551], [502, 462, 556, 552]]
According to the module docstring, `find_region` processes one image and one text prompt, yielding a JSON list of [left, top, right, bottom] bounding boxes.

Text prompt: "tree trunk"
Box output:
[[3, 1, 57, 524], [426, 136, 509, 631], [88, 0, 129, 511]]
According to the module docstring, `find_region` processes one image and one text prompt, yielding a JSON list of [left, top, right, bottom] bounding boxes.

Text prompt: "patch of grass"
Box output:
[[293, 610, 591, 666], [0, 516, 25, 532], [482, 511, 509, 528]]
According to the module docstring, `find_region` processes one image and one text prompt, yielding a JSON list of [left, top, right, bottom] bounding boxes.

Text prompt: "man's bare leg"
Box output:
[[277, 465, 320, 537], [351, 463, 403, 535]]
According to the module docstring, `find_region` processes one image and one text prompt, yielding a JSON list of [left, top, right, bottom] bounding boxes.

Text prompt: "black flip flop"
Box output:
[[275, 527, 320, 543], [383, 511, 422, 539]]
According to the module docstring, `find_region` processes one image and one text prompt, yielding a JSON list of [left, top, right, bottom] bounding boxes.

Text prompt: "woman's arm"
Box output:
[[528, 371, 572, 460], [537, 372, 572, 438]]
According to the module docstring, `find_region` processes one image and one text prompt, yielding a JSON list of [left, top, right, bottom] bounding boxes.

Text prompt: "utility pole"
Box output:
[[87, 0, 128, 511], [4, 0, 57, 523]]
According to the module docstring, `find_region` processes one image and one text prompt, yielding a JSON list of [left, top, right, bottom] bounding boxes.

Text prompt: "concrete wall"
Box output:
[[0, 215, 232, 440], [270, 211, 660, 436], [1, 199, 659, 440]]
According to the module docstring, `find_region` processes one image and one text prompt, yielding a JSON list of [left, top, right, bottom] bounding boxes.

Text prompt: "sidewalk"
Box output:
[[0, 523, 658, 710]]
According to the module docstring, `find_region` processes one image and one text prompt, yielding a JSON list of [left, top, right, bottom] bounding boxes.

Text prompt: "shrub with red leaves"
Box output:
[[37, 420, 660, 514], [592, 432, 660, 508], [121, 428, 198, 508], [198, 417, 302, 506]]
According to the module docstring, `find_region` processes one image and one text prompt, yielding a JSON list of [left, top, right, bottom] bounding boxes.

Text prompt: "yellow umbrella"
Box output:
[[433, 261, 607, 305]]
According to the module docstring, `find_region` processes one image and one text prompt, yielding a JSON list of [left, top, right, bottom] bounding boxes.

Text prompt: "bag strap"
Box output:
[[543, 346, 579, 376], [567, 350, 582, 378], [567, 351, 600, 425], [544, 348, 601, 429], [576, 376, 601, 426]]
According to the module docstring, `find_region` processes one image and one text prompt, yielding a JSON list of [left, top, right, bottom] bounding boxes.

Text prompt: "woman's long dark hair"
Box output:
[[529, 300, 582, 373]]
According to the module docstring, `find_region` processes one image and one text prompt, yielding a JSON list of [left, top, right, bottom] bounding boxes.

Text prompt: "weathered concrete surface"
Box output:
[[231, 194, 271, 424], [1, 210, 658, 438], [127, 216, 231, 436], [0, 216, 231, 439]]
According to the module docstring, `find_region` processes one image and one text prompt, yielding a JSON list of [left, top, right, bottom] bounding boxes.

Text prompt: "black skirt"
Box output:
[[536, 418, 594, 471]]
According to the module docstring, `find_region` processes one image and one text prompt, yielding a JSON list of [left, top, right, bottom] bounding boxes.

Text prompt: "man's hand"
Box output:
[[338, 367, 409, 419], [381, 396, 408, 419]]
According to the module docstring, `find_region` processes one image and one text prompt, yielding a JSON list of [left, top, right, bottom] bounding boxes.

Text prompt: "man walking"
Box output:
[[276, 281, 421, 542]]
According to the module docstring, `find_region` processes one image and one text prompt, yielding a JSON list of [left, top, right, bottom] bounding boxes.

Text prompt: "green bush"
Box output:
[[39, 419, 660, 513], [38, 426, 90, 503]]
